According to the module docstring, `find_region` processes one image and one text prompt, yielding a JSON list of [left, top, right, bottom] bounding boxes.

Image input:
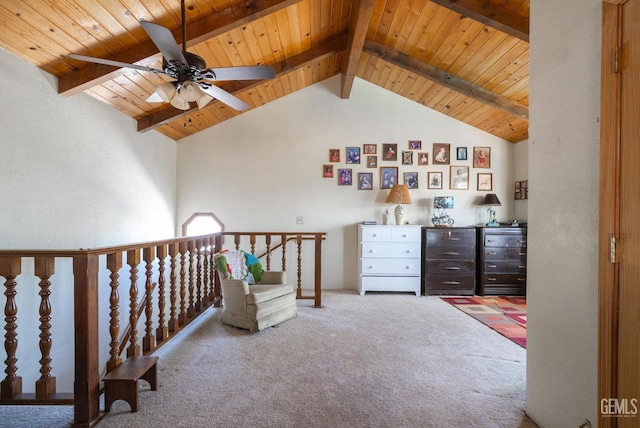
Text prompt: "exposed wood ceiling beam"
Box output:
[[137, 35, 349, 132], [430, 0, 529, 42], [59, 0, 303, 96], [340, 0, 376, 98], [364, 40, 529, 119]]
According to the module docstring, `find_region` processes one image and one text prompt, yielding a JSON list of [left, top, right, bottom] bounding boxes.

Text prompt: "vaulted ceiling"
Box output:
[[0, 0, 529, 142]]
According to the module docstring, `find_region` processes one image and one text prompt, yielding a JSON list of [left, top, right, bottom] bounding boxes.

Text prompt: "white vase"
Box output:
[[394, 204, 404, 225]]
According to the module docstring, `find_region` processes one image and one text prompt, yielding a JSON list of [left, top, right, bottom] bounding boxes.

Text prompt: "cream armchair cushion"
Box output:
[[214, 251, 297, 332]]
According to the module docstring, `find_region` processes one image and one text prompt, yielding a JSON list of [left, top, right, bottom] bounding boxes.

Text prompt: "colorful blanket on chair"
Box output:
[[213, 250, 264, 284]]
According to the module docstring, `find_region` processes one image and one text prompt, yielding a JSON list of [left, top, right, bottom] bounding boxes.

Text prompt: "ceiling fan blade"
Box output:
[[202, 65, 276, 81], [199, 84, 249, 111], [140, 21, 188, 65], [68, 53, 164, 74]]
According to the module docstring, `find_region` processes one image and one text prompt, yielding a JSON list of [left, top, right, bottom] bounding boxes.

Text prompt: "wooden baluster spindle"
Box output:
[[168, 243, 179, 333], [34, 257, 56, 399], [281, 234, 287, 272], [265, 235, 272, 271], [296, 235, 303, 297], [195, 239, 202, 312], [106, 253, 122, 371], [178, 242, 188, 326], [187, 241, 196, 318], [156, 244, 169, 341], [0, 256, 22, 399], [234, 234, 241, 250], [126, 250, 141, 357], [249, 234, 256, 255], [142, 247, 156, 351]]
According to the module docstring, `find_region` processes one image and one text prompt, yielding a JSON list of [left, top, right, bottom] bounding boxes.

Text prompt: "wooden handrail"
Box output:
[[0, 230, 325, 427]]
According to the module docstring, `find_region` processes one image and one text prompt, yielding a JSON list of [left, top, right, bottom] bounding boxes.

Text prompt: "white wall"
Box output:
[[527, 1, 600, 426], [177, 75, 516, 291], [0, 48, 177, 249], [0, 46, 178, 392]]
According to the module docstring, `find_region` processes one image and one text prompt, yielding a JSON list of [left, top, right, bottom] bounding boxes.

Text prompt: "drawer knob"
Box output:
[[487, 264, 497, 268], [444, 267, 461, 271], [443, 281, 461, 285], [372, 233, 378, 237], [487, 277, 497, 282], [518, 265, 526, 269], [444, 251, 460, 256], [368, 249, 375, 254], [406, 249, 412, 253]]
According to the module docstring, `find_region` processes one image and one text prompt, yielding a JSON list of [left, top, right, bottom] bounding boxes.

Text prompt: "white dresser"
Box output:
[[357, 224, 422, 296]]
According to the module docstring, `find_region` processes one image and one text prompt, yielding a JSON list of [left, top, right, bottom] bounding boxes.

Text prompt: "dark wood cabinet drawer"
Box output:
[[484, 247, 527, 259], [482, 273, 527, 285], [425, 260, 475, 276], [484, 234, 527, 248], [424, 275, 475, 295], [481, 260, 527, 273], [425, 229, 475, 247], [425, 245, 475, 259]]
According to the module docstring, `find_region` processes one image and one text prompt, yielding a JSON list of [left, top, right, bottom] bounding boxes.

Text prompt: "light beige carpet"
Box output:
[[2, 290, 539, 428]]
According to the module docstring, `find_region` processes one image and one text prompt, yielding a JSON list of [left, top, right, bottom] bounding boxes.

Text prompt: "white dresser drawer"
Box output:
[[360, 258, 420, 275], [361, 242, 421, 258], [391, 227, 421, 243], [360, 226, 392, 242], [360, 276, 420, 295]]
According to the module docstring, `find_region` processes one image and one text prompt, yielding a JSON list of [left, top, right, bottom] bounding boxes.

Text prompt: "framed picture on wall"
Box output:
[[323, 164, 334, 178], [363, 144, 377, 154], [409, 140, 422, 150], [473, 146, 491, 168], [367, 155, 378, 168], [418, 152, 429, 165], [346, 147, 361, 164], [428, 172, 443, 189], [338, 168, 352, 185], [433, 143, 450, 165], [477, 173, 493, 191], [329, 149, 340, 162], [456, 147, 467, 160], [380, 167, 398, 189], [358, 173, 373, 190], [402, 151, 413, 165], [382, 144, 398, 161], [450, 166, 469, 190], [404, 172, 418, 189]]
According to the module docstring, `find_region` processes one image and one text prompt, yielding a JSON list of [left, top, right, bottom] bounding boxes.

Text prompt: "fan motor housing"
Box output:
[[163, 51, 207, 82]]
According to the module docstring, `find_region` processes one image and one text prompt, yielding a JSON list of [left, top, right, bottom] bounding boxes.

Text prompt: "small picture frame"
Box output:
[[380, 166, 398, 189], [418, 152, 429, 165], [402, 151, 413, 165], [329, 149, 340, 162], [433, 143, 450, 165], [515, 180, 528, 199], [409, 140, 422, 150], [428, 172, 443, 189], [456, 147, 467, 160], [477, 172, 493, 191], [358, 173, 373, 190], [382, 143, 398, 161], [473, 146, 491, 168], [434, 196, 454, 209], [404, 172, 418, 189], [337, 168, 352, 185], [322, 164, 334, 178], [367, 155, 378, 168], [346, 147, 361, 164], [363, 144, 377, 154], [449, 166, 469, 190]]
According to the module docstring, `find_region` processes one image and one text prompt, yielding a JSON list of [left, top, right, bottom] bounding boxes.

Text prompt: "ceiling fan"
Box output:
[[68, 0, 275, 111]]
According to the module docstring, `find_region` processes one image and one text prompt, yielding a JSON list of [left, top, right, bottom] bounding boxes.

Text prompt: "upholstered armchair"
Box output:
[[213, 250, 298, 332]]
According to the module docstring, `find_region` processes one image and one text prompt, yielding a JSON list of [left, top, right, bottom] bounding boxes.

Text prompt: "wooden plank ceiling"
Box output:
[[0, 0, 529, 142]]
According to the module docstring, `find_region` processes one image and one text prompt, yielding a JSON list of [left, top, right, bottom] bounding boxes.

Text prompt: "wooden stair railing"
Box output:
[[0, 230, 325, 427]]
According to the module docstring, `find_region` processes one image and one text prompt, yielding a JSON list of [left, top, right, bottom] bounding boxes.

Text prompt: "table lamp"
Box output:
[[481, 193, 501, 226], [386, 184, 412, 225]]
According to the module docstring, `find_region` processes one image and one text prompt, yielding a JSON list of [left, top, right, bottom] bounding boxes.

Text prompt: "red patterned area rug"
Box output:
[[441, 296, 527, 348]]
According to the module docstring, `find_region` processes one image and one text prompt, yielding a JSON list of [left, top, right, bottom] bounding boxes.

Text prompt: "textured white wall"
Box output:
[[527, 0, 600, 426], [0, 46, 177, 392], [0, 48, 177, 249], [177, 75, 517, 291]]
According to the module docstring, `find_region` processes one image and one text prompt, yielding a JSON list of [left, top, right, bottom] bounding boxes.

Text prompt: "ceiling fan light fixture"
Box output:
[[178, 80, 201, 102], [155, 82, 176, 103], [170, 94, 190, 110], [196, 93, 213, 109]]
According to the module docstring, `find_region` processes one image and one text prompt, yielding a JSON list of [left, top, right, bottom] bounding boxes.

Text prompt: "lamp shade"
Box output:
[[170, 94, 190, 110], [481, 193, 502, 206], [154, 82, 177, 102], [386, 184, 412, 205], [178, 80, 202, 102]]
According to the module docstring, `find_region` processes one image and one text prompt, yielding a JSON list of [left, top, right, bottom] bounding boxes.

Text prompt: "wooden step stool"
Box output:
[[103, 356, 159, 412]]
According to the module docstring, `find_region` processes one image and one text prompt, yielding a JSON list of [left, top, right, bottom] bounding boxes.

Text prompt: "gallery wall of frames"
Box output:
[[322, 140, 494, 192]]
